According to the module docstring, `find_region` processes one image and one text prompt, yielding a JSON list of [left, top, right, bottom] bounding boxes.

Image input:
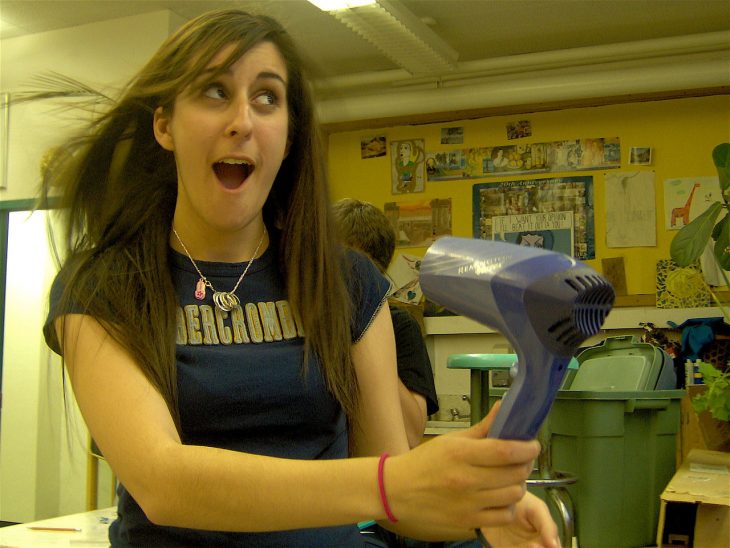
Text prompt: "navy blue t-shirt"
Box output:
[[45, 240, 389, 547]]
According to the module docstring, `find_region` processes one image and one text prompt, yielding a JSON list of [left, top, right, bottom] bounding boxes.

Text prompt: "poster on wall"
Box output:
[[391, 139, 426, 194], [605, 171, 656, 247], [491, 211, 574, 255], [656, 259, 710, 309], [629, 147, 652, 166], [360, 135, 386, 159], [472, 176, 595, 260], [384, 198, 451, 248], [506, 120, 532, 140], [440, 127, 464, 144], [663, 176, 720, 230], [426, 137, 620, 181]]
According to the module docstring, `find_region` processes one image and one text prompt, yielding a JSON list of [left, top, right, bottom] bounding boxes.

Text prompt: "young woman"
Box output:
[[40, 9, 558, 547]]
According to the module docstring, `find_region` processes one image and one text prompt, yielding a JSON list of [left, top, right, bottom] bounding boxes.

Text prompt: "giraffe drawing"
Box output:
[[671, 182, 701, 227]]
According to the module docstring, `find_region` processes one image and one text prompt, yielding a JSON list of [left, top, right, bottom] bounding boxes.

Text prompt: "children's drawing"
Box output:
[[663, 177, 720, 230], [387, 253, 423, 305], [384, 198, 451, 248], [605, 171, 656, 247], [391, 139, 425, 194]]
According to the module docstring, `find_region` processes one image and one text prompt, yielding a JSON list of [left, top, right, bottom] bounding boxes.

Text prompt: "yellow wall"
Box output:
[[327, 95, 730, 295]]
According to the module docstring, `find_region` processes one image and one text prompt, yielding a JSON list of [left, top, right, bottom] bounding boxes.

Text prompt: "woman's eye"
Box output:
[[253, 91, 277, 106], [203, 84, 227, 100]]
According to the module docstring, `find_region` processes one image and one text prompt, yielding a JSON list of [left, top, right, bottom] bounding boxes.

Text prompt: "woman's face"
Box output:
[[154, 41, 289, 240]]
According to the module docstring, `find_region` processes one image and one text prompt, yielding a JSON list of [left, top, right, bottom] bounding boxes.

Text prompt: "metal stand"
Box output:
[[528, 427, 577, 548]]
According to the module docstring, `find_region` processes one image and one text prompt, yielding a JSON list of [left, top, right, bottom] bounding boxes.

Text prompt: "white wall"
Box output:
[[0, 209, 71, 522], [0, 9, 185, 202], [0, 10, 183, 522], [0, 208, 119, 523]]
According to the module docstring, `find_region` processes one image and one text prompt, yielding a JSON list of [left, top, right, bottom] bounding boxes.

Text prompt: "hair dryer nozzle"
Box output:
[[420, 237, 614, 439]]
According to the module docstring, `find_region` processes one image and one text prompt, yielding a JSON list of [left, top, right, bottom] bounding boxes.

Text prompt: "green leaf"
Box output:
[[713, 143, 730, 193], [715, 215, 730, 269], [698, 361, 722, 381], [712, 214, 727, 241], [693, 362, 730, 421], [670, 202, 723, 266], [691, 395, 709, 413]]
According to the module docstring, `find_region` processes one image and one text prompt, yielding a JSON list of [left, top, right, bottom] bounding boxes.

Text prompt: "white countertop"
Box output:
[[424, 306, 726, 335], [425, 419, 470, 435], [0, 507, 116, 547]]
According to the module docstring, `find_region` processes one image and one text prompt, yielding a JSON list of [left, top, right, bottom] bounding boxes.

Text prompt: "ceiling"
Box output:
[[2, 0, 729, 126], [2, 0, 729, 78]]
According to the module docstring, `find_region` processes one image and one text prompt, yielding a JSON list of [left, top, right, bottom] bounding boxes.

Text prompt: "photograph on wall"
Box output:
[[491, 211, 574, 256], [656, 259, 710, 309], [386, 253, 423, 305], [506, 119, 532, 140], [360, 135, 386, 159], [440, 126, 464, 144], [605, 171, 656, 247], [629, 146, 652, 166], [663, 176, 720, 230], [384, 198, 451, 248], [426, 137, 620, 181], [391, 139, 426, 194], [472, 176, 595, 259]]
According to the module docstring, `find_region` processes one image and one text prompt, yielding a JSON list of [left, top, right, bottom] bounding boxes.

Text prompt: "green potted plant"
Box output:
[[670, 142, 730, 449], [670, 143, 730, 281], [691, 362, 730, 421]]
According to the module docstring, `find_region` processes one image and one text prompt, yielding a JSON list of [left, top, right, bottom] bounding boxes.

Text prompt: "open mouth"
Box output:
[[213, 160, 254, 190]]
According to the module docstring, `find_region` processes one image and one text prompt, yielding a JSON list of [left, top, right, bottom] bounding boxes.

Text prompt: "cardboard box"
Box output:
[[657, 449, 730, 548]]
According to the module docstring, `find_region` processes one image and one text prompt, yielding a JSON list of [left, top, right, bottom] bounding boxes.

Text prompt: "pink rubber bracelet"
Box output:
[[377, 453, 398, 523]]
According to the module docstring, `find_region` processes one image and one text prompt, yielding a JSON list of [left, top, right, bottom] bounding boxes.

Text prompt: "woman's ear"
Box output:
[[153, 106, 175, 151]]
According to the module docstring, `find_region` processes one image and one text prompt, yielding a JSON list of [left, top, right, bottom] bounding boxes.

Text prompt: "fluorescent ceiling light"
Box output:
[[309, 0, 458, 76], [307, 0, 376, 11]]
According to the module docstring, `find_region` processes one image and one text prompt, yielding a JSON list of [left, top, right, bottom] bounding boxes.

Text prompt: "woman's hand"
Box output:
[[382, 402, 546, 539], [480, 491, 560, 548]]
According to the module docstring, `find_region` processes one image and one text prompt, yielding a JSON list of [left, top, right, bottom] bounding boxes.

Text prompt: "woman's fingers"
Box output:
[[459, 400, 501, 438], [440, 434, 541, 469]]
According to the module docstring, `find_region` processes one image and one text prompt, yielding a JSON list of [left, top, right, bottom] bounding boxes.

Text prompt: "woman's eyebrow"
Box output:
[[256, 71, 287, 86], [198, 66, 287, 86]]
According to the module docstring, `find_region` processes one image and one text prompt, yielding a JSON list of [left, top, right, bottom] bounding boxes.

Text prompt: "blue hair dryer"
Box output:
[[420, 237, 614, 440]]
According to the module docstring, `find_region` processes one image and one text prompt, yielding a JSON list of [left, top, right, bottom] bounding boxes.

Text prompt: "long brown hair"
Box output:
[[42, 10, 356, 431]]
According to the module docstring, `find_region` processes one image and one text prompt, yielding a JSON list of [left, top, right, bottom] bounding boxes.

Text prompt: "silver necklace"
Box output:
[[172, 226, 266, 312]]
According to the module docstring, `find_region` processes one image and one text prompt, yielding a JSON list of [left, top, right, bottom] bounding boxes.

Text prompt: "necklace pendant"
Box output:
[[195, 278, 206, 300]]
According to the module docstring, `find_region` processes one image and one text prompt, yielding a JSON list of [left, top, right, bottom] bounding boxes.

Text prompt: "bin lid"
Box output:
[[570, 356, 653, 391], [571, 335, 667, 390], [448, 353, 579, 370]]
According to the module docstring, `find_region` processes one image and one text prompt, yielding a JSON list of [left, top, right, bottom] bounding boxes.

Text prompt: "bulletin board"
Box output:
[[472, 176, 595, 260]]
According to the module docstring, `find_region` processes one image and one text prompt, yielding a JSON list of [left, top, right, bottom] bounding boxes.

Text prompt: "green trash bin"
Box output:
[[489, 388, 684, 548]]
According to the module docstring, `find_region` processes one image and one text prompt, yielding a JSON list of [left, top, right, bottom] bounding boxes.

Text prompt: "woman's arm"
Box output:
[[61, 310, 548, 541], [399, 382, 428, 448], [60, 313, 384, 531], [349, 305, 410, 457], [350, 305, 428, 451]]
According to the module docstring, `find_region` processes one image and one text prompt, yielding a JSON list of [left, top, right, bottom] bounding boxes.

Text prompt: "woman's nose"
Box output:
[[225, 99, 253, 138]]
